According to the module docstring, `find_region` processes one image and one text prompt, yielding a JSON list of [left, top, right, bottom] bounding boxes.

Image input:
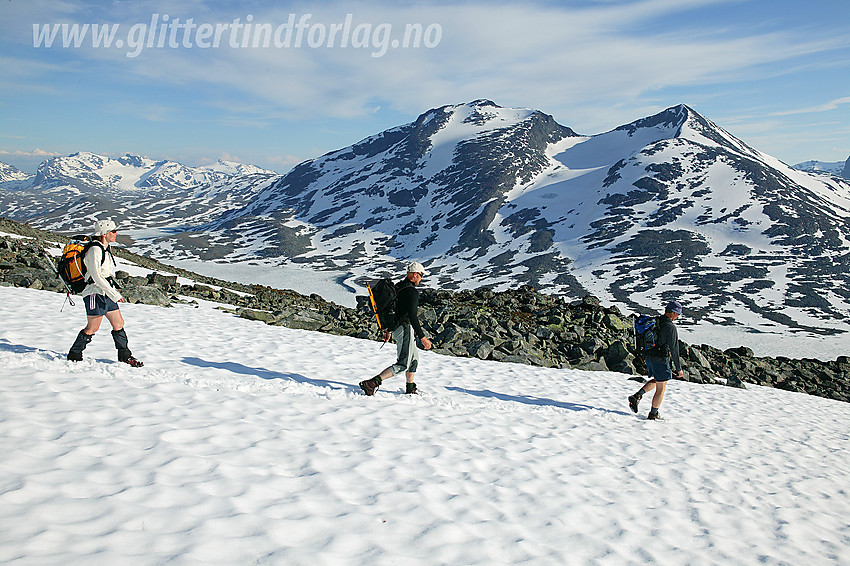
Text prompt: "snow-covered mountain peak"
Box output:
[[420, 99, 529, 124], [27, 151, 272, 196], [115, 153, 159, 169], [0, 161, 34, 189], [437, 99, 537, 129], [199, 159, 276, 177], [403, 100, 568, 156], [32, 151, 148, 192], [597, 104, 760, 162], [614, 104, 690, 137], [226, 100, 580, 263], [548, 105, 725, 173]]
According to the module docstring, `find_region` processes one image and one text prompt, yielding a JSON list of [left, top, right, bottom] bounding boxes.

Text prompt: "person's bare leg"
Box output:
[[83, 315, 104, 334], [651, 381, 667, 408], [104, 309, 125, 331]]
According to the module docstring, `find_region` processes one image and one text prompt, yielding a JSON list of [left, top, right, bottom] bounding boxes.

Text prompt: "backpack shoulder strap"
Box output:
[[83, 240, 111, 265]]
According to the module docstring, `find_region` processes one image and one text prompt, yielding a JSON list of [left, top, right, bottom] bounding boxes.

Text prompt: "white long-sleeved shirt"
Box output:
[[82, 242, 123, 302]]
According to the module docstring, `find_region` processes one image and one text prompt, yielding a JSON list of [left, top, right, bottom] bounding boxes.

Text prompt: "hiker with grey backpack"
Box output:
[[360, 262, 432, 396], [66, 219, 143, 367], [628, 300, 683, 419]]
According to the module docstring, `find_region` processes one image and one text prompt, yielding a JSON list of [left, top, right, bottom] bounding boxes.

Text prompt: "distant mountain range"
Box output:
[[793, 158, 850, 179], [0, 153, 280, 259], [2, 101, 849, 338]]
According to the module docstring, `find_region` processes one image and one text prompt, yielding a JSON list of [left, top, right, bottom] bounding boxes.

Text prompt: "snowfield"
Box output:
[[1, 285, 849, 565]]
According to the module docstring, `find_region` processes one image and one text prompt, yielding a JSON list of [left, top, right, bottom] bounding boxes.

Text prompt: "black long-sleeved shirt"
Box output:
[[395, 277, 425, 340], [650, 314, 682, 372]]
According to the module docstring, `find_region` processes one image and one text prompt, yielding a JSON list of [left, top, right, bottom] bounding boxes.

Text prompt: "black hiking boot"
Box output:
[[405, 382, 418, 395], [121, 356, 144, 368], [359, 376, 381, 396], [628, 393, 641, 413], [67, 351, 84, 362], [647, 408, 660, 420]]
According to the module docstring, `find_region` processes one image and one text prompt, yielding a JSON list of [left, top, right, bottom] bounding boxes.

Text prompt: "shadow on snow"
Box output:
[[445, 385, 630, 416], [181, 356, 357, 392]]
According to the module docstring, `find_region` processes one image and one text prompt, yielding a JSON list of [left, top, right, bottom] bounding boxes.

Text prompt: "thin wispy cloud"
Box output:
[[1, 0, 848, 169], [0, 148, 61, 157], [770, 96, 850, 117]]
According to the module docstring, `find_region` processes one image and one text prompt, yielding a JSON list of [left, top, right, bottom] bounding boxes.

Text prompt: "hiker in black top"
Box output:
[[66, 219, 143, 367], [360, 262, 432, 396], [628, 300, 683, 419], [653, 314, 682, 372], [395, 276, 426, 344]]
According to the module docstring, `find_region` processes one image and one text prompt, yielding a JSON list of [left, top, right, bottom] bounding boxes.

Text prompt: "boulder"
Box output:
[[725, 346, 755, 357], [688, 347, 712, 369], [124, 285, 170, 306], [467, 340, 494, 360], [604, 340, 631, 367], [277, 309, 329, 331], [147, 272, 179, 289], [239, 309, 278, 324], [603, 313, 631, 331]]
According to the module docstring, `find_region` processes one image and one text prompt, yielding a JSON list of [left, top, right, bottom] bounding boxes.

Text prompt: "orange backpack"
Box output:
[[57, 236, 106, 294]]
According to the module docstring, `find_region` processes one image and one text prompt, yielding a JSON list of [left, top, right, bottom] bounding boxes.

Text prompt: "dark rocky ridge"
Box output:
[[2, 218, 848, 404]]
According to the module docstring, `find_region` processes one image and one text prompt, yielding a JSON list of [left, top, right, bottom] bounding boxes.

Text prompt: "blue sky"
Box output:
[[1, 0, 848, 173]]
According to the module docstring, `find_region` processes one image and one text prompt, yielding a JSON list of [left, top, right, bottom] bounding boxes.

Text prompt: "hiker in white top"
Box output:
[[66, 219, 143, 367]]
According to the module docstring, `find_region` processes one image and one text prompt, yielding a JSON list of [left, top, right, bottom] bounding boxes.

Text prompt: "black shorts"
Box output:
[[84, 294, 120, 316], [645, 356, 673, 382]]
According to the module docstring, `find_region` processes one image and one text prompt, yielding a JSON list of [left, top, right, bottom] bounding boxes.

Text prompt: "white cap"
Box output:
[[407, 261, 427, 275], [94, 219, 117, 236]]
